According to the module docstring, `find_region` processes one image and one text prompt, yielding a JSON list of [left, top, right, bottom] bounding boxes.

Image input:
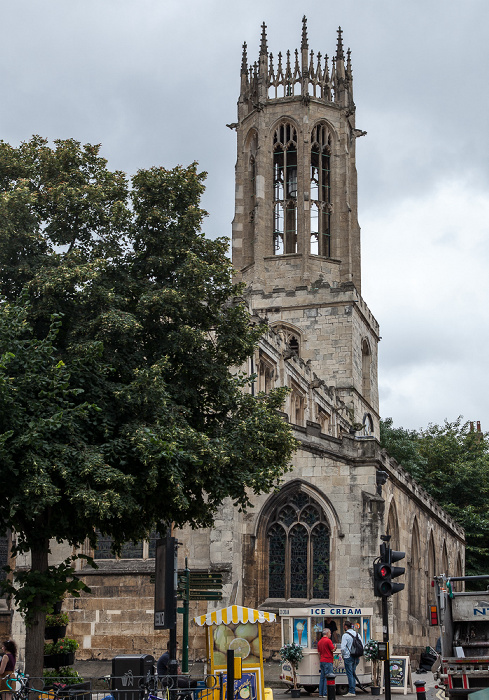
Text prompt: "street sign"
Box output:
[[176, 569, 223, 601], [188, 592, 223, 600], [189, 577, 222, 585]]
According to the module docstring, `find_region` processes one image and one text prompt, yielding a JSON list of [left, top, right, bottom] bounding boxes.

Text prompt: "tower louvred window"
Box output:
[[310, 124, 332, 257], [273, 123, 298, 255]]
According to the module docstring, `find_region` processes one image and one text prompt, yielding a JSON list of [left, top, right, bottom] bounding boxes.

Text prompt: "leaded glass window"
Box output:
[[312, 523, 330, 597], [268, 524, 286, 597], [290, 525, 308, 597], [310, 124, 332, 257], [273, 123, 298, 255], [266, 488, 330, 599], [94, 530, 159, 560]]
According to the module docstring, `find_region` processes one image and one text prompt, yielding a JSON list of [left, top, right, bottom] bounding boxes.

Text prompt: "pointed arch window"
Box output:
[[310, 123, 332, 257], [273, 123, 298, 255], [267, 489, 330, 599], [362, 339, 372, 403], [409, 519, 422, 618], [427, 533, 436, 618]]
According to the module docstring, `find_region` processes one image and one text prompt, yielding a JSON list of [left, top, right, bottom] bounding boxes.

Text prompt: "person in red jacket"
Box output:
[[317, 628, 335, 697]]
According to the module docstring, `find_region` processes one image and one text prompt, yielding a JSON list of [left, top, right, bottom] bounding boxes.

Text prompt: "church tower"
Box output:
[[232, 18, 380, 434]]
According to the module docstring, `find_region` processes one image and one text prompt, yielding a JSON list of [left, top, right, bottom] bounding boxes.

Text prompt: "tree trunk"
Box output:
[[24, 539, 49, 680]]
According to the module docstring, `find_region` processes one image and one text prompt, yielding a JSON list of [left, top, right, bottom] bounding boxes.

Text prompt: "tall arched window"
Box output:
[[442, 541, 449, 575], [409, 519, 422, 618], [427, 533, 436, 620], [386, 501, 399, 549], [362, 339, 372, 404], [454, 552, 464, 591], [310, 123, 332, 257], [273, 123, 298, 255], [267, 489, 330, 599]]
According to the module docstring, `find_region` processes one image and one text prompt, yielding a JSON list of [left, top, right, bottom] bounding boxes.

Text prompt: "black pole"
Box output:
[[414, 681, 426, 700], [382, 595, 390, 700], [326, 674, 336, 700], [227, 650, 235, 700]]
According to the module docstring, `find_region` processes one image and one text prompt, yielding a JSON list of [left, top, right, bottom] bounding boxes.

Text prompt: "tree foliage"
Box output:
[[0, 136, 297, 674], [380, 416, 489, 578]]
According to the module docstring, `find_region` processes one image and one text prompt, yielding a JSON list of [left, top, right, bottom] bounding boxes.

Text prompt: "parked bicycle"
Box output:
[[7, 671, 90, 700]]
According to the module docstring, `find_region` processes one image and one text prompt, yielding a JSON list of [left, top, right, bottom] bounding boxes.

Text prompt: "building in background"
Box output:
[[10, 19, 464, 664]]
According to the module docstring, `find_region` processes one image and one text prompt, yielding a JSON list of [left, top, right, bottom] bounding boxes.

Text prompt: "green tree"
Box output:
[[380, 417, 489, 579], [0, 136, 297, 676]]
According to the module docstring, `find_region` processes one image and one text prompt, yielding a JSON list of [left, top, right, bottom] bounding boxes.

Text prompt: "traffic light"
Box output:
[[389, 549, 406, 595], [373, 544, 405, 597], [374, 559, 392, 597]]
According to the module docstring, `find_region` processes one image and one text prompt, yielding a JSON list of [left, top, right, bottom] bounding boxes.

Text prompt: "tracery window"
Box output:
[[290, 382, 306, 425], [267, 489, 330, 599], [273, 123, 298, 255], [273, 324, 301, 356], [258, 352, 275, 394], [310, 124, 332, 256], [317, 406, 331, 434]]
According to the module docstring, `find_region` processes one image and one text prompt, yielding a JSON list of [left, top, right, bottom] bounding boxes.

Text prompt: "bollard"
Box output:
[[414, 680, 426, 700], [326, 674, 336, 700]]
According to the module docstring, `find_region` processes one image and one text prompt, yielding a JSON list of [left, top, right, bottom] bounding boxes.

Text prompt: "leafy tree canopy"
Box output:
[[380, 416, 489, 578], [0, 136, 296, 673]]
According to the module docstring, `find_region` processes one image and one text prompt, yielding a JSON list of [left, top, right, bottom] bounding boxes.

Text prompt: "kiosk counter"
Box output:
[[278, 606, 374, 693]]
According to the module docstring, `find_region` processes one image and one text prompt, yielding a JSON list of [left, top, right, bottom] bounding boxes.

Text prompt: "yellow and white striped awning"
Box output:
[[194, 605, 276, 627]]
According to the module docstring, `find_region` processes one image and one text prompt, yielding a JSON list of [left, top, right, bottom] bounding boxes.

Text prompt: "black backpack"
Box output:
[[347, 631, 364, 658]]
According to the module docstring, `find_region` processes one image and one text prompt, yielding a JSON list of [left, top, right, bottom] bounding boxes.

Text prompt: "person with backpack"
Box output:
[[341, 621, 363, 697]]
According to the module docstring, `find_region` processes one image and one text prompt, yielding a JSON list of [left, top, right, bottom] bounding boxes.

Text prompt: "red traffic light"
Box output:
[[379, 566, 389, 578]]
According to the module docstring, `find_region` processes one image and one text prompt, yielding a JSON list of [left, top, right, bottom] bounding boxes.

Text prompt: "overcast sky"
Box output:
[[1, 0, 488, 432]]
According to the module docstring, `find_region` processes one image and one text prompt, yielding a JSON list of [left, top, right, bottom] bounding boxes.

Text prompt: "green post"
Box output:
[[182, 558, 190, 673]]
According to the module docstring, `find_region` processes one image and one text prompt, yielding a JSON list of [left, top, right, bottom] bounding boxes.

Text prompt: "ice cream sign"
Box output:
[[310, 608, 372, 616]]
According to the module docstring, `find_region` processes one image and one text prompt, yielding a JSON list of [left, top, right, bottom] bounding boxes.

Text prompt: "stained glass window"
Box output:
[[268, 524, 286, 597], [290, 525, 308, 597], [291, 492, 309, 511], [312, 524, 330, 597], [278, 505, 297, 527], [302, 505, 320, 526], [267, 489, 331, 599]]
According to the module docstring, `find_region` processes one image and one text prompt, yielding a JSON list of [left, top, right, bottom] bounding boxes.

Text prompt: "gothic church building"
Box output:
[[10, 19, 465, 664]]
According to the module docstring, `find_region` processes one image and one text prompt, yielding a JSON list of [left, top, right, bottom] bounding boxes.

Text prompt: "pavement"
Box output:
[[270, 672, 438, 700], [71, 660, 439, 700]]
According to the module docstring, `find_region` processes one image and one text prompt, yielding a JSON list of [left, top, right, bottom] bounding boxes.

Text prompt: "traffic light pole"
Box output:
[[182, 559, 190, 673], [382, 594, 391, 700]]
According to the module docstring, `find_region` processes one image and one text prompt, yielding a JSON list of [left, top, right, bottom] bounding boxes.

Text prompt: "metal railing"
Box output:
[[7, 673, 222, 700]]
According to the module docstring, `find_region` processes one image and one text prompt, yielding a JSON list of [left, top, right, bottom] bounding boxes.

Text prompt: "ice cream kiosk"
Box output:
[[279, 606, 373, 693], [194, 605, 276, 700]]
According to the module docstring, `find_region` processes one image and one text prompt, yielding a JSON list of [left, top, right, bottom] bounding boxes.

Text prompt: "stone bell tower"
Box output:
[[232, 18, 380, 433]]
